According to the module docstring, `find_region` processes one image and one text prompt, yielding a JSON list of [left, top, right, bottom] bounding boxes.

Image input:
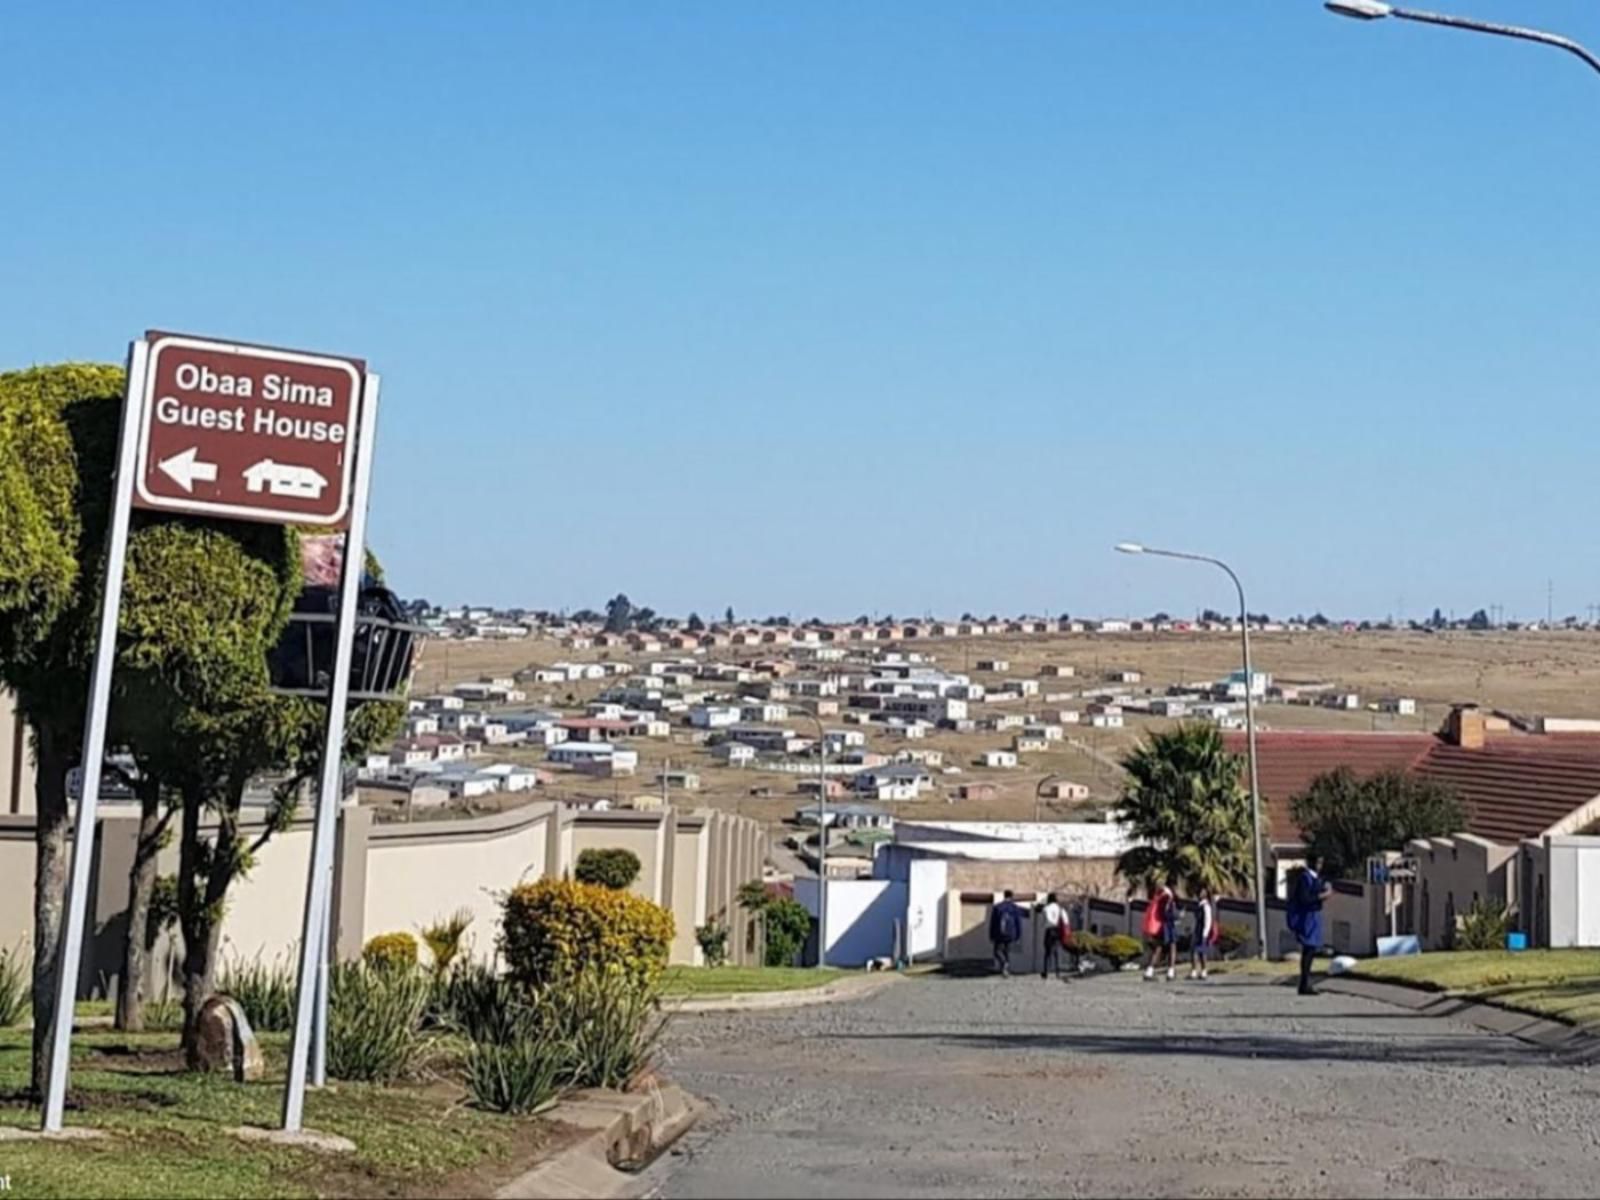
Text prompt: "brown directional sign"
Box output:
[[132, 333, 364, 527]]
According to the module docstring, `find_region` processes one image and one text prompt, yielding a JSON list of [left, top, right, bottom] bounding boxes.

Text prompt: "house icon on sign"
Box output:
[[243, 459, 329, 500]]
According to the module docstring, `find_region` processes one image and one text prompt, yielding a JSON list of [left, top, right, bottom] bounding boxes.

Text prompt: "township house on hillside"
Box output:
[[1228, 704, 1600, 952]]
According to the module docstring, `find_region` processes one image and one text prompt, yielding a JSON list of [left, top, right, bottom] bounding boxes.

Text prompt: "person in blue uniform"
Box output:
[[1287, 854, 1332, 996]]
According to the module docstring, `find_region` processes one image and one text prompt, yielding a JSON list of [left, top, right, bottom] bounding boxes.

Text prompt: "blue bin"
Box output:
[[1506, 932, 1528, 952]]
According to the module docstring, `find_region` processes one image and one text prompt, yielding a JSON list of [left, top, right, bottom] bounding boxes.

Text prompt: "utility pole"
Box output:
[[1548, 579, 1554, 628]]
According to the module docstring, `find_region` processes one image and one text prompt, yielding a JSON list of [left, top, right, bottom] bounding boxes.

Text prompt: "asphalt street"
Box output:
[[646, 969, 1600, 1199]]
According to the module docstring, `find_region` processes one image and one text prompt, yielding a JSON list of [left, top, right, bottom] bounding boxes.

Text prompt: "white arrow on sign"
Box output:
[[157, 446, 220, 493]]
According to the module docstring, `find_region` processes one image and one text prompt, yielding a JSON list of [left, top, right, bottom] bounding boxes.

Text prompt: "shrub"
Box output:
[[761, 898, 813, 967], [502, 878, 674, 987], [1455, 898, 1512, 952], [327, 961, 432, 1082], [696, 920, 729, 968], [1067, 932, 1102, 959], [575, 848, 642, 890], [420, 909, 474, 976], [219, 954, 296, 1032], [363, 931, 420, 972], [0, 944, 29, 1027], [465, 1009, 568, 1115], [1101, 934, 1144, 967], [1216, 922, 1251, 959], [437, 960, 527, 1044], [540, 965, 667, 1090]]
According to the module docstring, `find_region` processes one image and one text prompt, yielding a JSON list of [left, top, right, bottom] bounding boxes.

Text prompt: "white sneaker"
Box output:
[[1143, 966, 1154, 980], [1166, 967, 1175, 981], [1200, 969, 1209, 980], [1187, 970, 1198, 980]]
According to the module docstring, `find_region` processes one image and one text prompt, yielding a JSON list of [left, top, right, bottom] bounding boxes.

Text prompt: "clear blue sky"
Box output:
[[5, 2, 1598, 623]]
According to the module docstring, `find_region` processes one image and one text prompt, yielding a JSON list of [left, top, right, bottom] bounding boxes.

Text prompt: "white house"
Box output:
[[1088, 712, 1124, 729], [453, 682, 496, 701], [435, 768, 502, 800], [424, 694, 465, 711], [1321, 692, 1361, 710], [982, 750, 1019, 768], [479, 762, 541, 792], [547, 741, 619, 766], [713, 742, 757, 767], [1024, 723, 1064, 742], [824, 729, 867, 750], [741, 701, 789, 724], [1380, 696, 1418, 716], [1013, 734, 1048, 753], [689, 704, 741, 730], [404, 714, 440, 736], [976, 659, 1010, 673], [853, 764, 932, 801]]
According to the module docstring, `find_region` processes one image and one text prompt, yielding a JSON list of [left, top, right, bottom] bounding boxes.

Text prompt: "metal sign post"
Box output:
[[282, 376, 379, 1132], [41, 341, 149, 1133]]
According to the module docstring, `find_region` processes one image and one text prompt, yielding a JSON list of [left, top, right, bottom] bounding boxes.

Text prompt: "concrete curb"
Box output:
[[1320, 975, 1600, 1062], [663, 970, 904, 1014], [495, 1080, 701, 1200]]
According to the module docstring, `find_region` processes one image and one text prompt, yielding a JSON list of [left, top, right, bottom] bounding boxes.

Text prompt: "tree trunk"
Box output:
[[29, 730, 70, 1101], [115, 778, 163, 1033], [179, 783, 240, 1067], [176, 782, 207, 1064]]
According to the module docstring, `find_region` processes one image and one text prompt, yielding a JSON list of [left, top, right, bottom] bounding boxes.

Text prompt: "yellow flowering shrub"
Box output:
[[501, 878, 675, 986], [362, 931, 419, 972]]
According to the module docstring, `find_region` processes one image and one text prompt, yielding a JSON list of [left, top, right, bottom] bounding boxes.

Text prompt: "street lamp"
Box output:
[[1034, 773, 1061, 824], [803, 710, 829, 968], [1323, 1, 1600, 77], [1115, 541, 1268, 960]]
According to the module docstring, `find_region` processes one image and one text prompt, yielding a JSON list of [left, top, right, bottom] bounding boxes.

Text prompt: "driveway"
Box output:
[[646, 970, 1600, 1198]]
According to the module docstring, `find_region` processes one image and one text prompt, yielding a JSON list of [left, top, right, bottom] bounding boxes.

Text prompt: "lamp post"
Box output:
[[1324, 1, 1600, 77], [804, 711, 829, 968], [1115, 542, 1268, 959], [1034, 773, 1061, 824]]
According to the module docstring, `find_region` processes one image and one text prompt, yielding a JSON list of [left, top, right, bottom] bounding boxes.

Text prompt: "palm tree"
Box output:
[[1115, 723, 1254, 895]]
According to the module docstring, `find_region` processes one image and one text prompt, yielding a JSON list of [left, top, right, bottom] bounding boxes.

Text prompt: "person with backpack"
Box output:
[[989, 889, 1026, 976], [1035, 891, 1070, 980], [1189, 884, 1220, 980], [1142, 875, 1180, 981], [1286, 853, 1333, 996]]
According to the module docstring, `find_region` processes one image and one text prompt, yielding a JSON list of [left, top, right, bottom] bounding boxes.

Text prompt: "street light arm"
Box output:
[[1389, 6, 1600, 77]]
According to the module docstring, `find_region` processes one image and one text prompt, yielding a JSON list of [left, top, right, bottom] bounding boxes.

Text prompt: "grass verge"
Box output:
[[0, 1024, 556, 1199], [660, 966, 848, 996], [1346, 949, 1600, 1029]]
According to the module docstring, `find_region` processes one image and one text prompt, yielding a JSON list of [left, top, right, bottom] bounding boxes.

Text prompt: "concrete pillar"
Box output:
[[332, 804, 372, 962], [88, 812, 138, 1001]]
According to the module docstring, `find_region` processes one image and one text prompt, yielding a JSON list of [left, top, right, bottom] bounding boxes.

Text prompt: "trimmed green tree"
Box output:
[[1115, 723, 1255, 895], [1289, 767, 1463, 879], [574, 847, 642, 890]]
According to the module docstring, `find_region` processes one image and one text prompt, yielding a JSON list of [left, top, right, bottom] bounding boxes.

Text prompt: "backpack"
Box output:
[[998, 904, 1023, 943]]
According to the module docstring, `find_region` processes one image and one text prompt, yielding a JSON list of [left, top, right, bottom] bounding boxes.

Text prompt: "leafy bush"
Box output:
[[1101, 934, 1145, 967], [761, 898, 812, 967], [540, 965, 666, 1090], [1455, 898, 1512, 952], [420, 909, 474, 976], [465, 1008, 568, 1115], [363, 931, 420, 972], [1216, 922, 1251, 959], [0, 944, 29, 1027], [502, 878, 674, 987], [1067, 932, 1102, 959], [327, 961, 432, 1082], [219, 954, 296, 1032], [696, 920, 729, 968], [575, 848, 642, 890]]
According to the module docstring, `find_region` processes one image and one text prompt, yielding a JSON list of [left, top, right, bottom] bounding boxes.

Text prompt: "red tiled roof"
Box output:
[[1416, 740, 1600, 845], [1226, 730, 1600, 846], [1225, 732, 1434, 842]]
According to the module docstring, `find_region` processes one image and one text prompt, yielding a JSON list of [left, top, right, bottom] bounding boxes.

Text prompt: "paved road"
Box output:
[[646, 971, 1600, 1198]]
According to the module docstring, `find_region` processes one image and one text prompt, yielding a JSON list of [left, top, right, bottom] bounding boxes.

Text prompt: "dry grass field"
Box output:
[[405, 628, 1600, 834]]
